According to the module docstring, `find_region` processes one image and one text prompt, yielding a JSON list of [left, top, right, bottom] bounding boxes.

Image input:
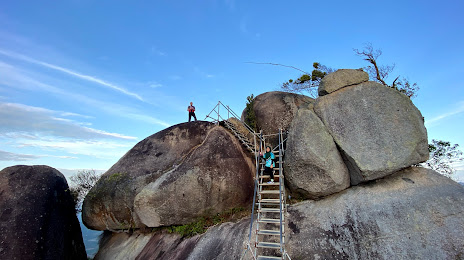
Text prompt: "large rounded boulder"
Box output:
[[286, 167, 464, 259], [285, 108, 350, 199], [314, 81, 429, 185], [241, 91, 313, 145], [0, 165, 87, 260], [318, 68, 369, 96], [82, 121, 255, 230], [134, 126, 254, 227]]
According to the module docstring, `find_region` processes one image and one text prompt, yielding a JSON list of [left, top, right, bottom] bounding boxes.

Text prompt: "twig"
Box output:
[[245, 62, 310, 74]]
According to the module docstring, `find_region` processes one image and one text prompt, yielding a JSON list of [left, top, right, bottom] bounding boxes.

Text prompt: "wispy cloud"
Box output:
[[150, 46, 167, 56], [0, 49, 144, 101], [0, 149, 78, 162], [0, 102, 137, 140], [0, 150, 41, 161], [169, 75, 182, 80], [425, 101, 464, 127], [15, 138, 132, 159], [0, 62, 171, 127]]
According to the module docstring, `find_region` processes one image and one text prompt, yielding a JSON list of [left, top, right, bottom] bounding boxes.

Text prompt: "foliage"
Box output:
[[353, 42, 419, 98], [244, 94, 257, 131], [69, 170, 102, 213], [167, 207, 246, 237], [421, 139, 463, 177], [281, 62, 335, 98]]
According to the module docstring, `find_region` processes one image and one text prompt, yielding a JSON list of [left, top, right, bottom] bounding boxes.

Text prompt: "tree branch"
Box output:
[[245, 62, 310, 74]]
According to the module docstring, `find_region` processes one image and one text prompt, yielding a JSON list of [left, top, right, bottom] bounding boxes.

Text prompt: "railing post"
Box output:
[[217, 101, 220, 124]]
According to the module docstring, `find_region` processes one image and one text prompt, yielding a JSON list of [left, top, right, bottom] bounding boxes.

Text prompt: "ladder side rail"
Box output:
[[254, 131, 264, 258], [247, 131, 263, 243], [278, 129, 284, 253]]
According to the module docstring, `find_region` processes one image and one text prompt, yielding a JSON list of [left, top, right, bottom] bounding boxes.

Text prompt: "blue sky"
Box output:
[[1, 0, 463, 181]]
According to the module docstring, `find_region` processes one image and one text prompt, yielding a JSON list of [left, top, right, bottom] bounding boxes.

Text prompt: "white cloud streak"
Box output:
[[0, 62, 171, 127], [0, 49, 144, 101], [425, 101, 464, 127], [0, 150, 41, 161], [0, 149, 78, 162], [0, 102, 137, 140]]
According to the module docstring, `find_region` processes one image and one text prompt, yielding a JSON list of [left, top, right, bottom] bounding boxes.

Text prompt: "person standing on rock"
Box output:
[[188, 102, 197, 122], [260, 146, 275, 184]]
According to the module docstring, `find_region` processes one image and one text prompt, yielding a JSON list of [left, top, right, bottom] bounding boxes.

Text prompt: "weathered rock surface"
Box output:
[[95, 218, 250, 260], [83, 121, 254, 230], [0, 165, 87, 260], [241, 91, 313, 146], [286, 167, 464, 259], [134, 126, 254, 227], [314, 82, 429, 184], [318, 69, 369, 96], [285, 108, 350, 199]]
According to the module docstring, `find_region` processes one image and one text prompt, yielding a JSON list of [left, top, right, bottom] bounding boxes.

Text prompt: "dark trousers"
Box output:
[[264, 166, 274, 180], [189, 112, 197, 122]]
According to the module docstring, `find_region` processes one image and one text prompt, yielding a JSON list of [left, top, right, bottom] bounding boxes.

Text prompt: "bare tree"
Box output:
[[354, 43, 419, 98], [69, 170, 102, 213], [420, 139, 464, 177]]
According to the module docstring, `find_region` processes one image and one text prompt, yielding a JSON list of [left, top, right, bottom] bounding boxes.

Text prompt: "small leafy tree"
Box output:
[[69, 170, 102, 213], [421, 139, 464, 177], [282, 62, 335, 98], [244, 94, 257, 131], [353, 43, 419, 98]]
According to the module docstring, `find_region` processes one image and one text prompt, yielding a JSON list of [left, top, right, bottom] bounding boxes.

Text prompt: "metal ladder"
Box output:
[[250, 130, 291, 260], [205, 102, 290, 260]]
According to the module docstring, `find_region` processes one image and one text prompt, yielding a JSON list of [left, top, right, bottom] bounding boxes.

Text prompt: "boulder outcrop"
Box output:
[[285, 108, 350, 199], [0, 165, 87, 260], [286, 167, 464, 259], [94, 168, 464, 260], [241, 91, 313, 145], [94, 218, 250, 260], [83, 121, 254, 230], [134, 126, 254, 227], [314, 81, 429, 184], [318, 69, 369, 96]]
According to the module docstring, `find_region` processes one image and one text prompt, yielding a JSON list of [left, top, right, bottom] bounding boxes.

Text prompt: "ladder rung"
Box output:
[[259, 182, 279, 186], [259, 174, 281, 179], [257, 229, 280, 236], [257, 242, 281, 249], [259, 190, 281, 194], [257, 256, 282, 260], [258, 218, 281, 224], [258, 208, 280, 213], [260, 161, 283, 165], [259, 199, 281, 203]]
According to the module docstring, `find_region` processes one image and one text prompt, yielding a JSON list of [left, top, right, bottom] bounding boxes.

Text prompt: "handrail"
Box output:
[[205, 101, 259, 139], [247, 133, 261, 242]]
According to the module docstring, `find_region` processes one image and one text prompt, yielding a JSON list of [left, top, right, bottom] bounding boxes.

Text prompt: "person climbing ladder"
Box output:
[[260, 146, 275, 183], [188, 102, 197, 122]]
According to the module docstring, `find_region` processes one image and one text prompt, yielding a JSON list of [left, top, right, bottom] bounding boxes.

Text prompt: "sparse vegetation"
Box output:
[[167, 207, 247, 237], [420, 139, 464, 177], [282, 62, 335, 98], [244, 94, 257, 131], [69, 170, 102, 213]]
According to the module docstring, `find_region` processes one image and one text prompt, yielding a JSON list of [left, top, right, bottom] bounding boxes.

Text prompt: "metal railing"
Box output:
[[205, 101, 257, 137]]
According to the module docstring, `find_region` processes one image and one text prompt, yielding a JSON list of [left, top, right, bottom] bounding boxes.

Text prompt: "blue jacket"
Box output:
[[262, 152, 275, 168]]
